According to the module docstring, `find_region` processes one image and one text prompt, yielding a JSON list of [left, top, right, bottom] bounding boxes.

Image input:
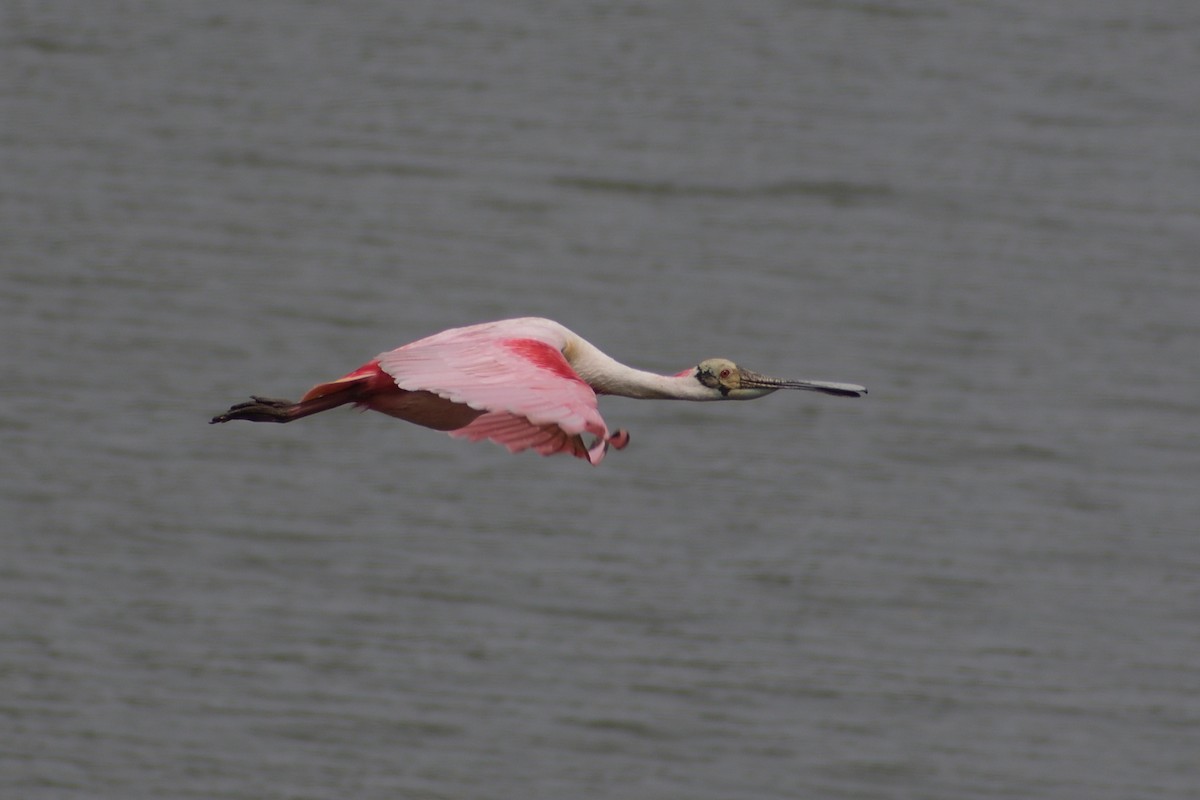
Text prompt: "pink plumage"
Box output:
[[210, 317, 866, 465], [375, 319, 618, 463]]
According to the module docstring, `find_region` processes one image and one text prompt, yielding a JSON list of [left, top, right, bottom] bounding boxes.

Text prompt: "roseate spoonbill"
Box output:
[[210, 317, 866, 465]]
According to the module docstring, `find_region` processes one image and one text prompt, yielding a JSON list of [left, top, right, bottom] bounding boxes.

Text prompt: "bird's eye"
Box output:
[[719, 368, 731, 379]]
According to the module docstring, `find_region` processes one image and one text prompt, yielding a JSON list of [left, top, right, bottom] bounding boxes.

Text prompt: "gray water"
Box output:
[[3, 2, 1198, 798]]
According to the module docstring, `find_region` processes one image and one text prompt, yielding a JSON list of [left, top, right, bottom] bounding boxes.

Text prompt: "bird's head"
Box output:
[[691, 358, 867, 400]]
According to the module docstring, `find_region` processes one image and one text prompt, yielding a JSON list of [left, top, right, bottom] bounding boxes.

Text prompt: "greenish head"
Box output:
[[694, 358, 867, 400]]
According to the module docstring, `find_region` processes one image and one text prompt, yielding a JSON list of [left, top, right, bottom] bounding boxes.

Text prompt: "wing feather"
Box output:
[[376, 318, 615, 463]]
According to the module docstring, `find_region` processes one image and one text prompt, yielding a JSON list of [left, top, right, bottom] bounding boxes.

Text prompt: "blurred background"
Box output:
[[3, 2, 1197, 798]]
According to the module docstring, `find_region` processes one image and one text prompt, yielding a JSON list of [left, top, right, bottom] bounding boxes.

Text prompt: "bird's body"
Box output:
[[211, 317, 866, 465]]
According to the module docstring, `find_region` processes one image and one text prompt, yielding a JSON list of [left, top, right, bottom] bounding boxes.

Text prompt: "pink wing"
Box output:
[[376, 319, 618, 464]]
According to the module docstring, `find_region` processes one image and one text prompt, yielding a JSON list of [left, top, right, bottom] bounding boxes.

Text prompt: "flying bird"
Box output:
[[210, 317, 866, 465]]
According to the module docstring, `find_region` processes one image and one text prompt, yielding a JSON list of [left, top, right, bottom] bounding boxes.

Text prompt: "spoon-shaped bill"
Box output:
[[739, 369, 867, 398]]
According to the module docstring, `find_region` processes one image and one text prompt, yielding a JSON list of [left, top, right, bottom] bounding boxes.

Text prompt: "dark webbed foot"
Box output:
[[210, 396, 298, 423]]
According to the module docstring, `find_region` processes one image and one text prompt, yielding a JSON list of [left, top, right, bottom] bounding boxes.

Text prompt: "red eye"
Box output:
[[720, 369, 731, 378]]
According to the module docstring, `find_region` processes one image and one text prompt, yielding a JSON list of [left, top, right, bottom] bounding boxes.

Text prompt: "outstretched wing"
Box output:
[[376, 319, 617, 464]]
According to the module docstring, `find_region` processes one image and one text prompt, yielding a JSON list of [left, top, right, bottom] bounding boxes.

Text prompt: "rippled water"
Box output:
[[4, 2, 1198, 798]]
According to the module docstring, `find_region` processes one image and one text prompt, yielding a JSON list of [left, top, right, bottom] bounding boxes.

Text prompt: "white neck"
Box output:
[[564, 334, 718, 400]]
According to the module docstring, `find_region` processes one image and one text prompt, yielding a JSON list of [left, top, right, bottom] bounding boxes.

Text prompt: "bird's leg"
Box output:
[[210, 396, 301, 424]]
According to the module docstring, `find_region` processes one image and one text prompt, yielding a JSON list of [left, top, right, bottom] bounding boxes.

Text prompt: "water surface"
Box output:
[[3, 2, 1198, 798]]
